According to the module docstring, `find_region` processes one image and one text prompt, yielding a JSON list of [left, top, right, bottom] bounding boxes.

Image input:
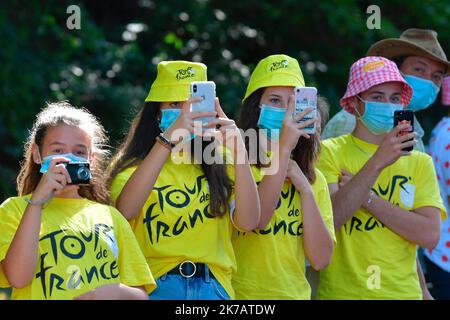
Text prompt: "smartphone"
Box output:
[[394, 110, 414, 152], [294, 86, 317, 134], [190, 81, 216, 126]]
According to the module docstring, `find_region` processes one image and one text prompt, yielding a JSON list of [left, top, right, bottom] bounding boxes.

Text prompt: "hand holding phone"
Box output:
[[394, 110, 414, 152], [190, 81, 216, 126], [294, 86, 317, 134]]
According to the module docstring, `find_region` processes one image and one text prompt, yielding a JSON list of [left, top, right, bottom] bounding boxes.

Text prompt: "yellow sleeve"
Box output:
[[313, 169, 336, 243], [226, 163, 249, 232], [0, 197, 25, 288], [251, 165, 264, 184], [110, 167, 136, 205], [229, 165, 262, 231], [413, 154, 446, 220], [113, 208, 156, 294], [316, 140, 341, 185], [225, 163, 236, 211], [109, 167, 138, 229]]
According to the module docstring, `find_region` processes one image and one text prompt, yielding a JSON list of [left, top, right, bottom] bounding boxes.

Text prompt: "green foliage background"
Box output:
[[0, 0, 449, 300], [1, 0, 449, 202]]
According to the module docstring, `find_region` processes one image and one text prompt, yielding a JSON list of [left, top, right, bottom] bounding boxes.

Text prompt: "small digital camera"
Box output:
[[65, 163, 91, 185]]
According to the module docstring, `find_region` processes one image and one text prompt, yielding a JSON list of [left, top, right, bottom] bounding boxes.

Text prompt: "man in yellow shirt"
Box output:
[[316, 56, 445, 299]]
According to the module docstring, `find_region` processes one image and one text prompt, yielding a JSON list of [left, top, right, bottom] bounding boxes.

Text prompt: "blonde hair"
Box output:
[[17, 101, 111, 204]]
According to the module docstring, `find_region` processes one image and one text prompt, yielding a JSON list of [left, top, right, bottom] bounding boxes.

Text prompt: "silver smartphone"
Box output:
[[190, 81, 216, 125]]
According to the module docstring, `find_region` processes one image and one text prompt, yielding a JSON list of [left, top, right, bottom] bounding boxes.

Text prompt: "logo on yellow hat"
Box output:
[[270, 59, 289, 72], [176, 67, 195, 81], [145, 61, 207, 102], [363, 60, 385, 72], [242, 54, 304, 102]]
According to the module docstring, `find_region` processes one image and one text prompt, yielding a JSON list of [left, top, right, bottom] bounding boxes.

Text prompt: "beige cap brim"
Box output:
[[367, 39, 450, 72]]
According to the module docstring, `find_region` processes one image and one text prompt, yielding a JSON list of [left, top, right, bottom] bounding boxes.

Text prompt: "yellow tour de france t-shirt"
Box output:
[[316, 134, 446, 300], [231, 164, 336, 300], [0, 196, 156, 300], [110, 152, 238, 299]]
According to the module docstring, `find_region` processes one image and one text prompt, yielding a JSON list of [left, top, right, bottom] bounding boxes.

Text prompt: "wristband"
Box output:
[[156, 137, 171, 150], [366, 190, 375, 208], [24, 197, 49, 207], [158, 133, 176, 148]]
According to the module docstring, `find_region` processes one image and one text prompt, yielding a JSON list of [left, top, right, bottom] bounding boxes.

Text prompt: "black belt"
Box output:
[[167, 261, 211, 278]]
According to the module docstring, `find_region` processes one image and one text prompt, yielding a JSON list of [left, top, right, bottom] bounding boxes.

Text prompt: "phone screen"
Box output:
[[394, 110, 414, 152], [397, 120, 413, 137]]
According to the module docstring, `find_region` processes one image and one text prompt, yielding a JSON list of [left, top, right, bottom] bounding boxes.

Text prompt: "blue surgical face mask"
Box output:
[[159, 108, 195, 142], [159, 108, 182, 132], [403, 74, 440, 112], [40, 153, 89, 173], [257, 104, 287, 141], [355, 97, 403, 135]]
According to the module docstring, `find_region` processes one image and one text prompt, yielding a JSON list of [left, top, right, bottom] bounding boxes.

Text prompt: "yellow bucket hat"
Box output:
[[145, 60, 208, 102], [243, 54, 305, 102]]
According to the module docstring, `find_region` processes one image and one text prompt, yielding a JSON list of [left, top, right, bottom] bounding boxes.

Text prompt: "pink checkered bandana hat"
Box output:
[[340, 56, 413, 113]]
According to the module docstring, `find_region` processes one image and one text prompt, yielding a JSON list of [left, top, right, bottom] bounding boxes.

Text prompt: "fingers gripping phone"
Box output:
[[394, 110, 414, 152], [190, 81, 216, 127], [294, 86, 317, 134]]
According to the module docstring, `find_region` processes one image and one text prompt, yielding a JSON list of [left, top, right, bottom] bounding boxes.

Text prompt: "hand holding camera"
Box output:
[[32, 157, 91, 205]]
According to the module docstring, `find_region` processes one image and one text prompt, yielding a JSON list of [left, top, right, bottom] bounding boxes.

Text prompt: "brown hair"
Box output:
[[17, 101, 110, 204], [237, 88, 320, 183], [317, 95, 330, 132], [106, 102, 233, 217]]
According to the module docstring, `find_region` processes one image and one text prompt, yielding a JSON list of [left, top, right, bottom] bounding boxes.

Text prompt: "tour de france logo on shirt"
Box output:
[[343, 174, 415, 236], [236, 183, 304, 237], [36, 224, 119, 299], [142, 174, 220, 244]]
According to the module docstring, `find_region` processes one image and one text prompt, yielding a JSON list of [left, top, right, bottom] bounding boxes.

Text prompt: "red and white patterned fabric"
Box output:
[[442, 76, 450, 106], [426, 117, 450, 272], [340, 56, 413, 112]]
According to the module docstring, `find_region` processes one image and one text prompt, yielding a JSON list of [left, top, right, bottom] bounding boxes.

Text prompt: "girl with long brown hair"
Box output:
[[107, 60, 260, 300], [0, 102, 155, 300], [232, 54, 335, 299]]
